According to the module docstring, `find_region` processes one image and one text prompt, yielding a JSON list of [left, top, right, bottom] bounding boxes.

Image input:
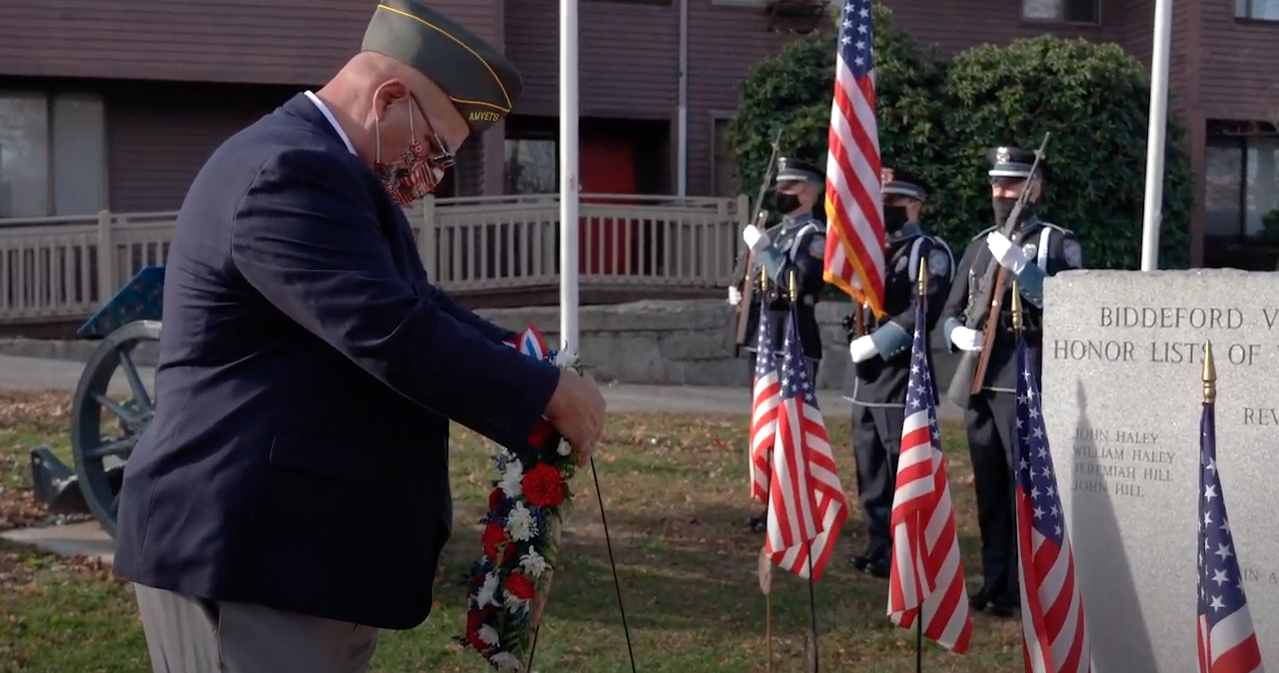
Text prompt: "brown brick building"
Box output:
[[0, 0, 1276, 267]]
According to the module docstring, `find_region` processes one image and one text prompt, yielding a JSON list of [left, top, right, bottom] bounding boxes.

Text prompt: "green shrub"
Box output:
[[727, 4, 1194, 272]]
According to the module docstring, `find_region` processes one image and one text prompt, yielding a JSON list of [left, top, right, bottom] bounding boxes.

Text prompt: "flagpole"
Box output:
[[755, 265, 775, 673], [559, 0, 580, 348], [1139, 0, 1174, 270], [786, 268, 821, 673], [915, 258, 928, 673]]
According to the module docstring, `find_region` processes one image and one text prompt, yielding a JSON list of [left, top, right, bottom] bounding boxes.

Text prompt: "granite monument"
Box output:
[[1041, 269, 1279, 672]]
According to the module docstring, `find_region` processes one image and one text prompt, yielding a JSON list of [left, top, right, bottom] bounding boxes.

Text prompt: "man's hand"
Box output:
[[949, 326, 984, 352], [849, 335, 878, 363], [741, 225, 770, 254], [545, 369, 607, 466], [727, 286, 742, 306], [986, 232, 1028, 274]]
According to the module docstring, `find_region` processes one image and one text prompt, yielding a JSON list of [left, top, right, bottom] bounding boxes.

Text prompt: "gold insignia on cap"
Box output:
[[881, 167, 894, 187], [996, 147, 1011, 163]]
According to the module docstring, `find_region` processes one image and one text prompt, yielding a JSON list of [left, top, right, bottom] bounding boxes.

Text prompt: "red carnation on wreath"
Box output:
[[521, 464, 566, 508], [506, 571, 536, 601], [488, 487, 504, 513], [465, 608, 491, 651], [481, 520, 508, 558]]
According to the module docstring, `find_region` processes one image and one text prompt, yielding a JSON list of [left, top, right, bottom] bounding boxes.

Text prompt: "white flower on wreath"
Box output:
[[552, 348, 578, 370], [499, 459, 523, 499], [519, 549, 550, 578], [476, 571, 499, 608], [505, 502, 535, 542], [478, 625, 500, 647], [489, 651, 523, 671], [503, 588, 530, 614]]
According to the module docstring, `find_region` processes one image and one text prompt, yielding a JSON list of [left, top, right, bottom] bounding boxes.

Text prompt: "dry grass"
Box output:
[[0, 389, 1023, 673]]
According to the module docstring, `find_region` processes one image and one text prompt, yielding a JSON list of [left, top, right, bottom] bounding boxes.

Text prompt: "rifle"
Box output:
[[732, 128, 784, 356], [944, 132, 1051, 408]]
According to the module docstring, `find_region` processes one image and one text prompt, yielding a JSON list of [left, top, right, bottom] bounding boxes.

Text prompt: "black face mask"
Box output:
[[883, 205, 909, 231], [775, 193, 802, 215], [992, 197, 1035, 228]]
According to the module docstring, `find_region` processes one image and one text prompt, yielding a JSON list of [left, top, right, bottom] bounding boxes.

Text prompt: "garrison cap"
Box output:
[[362, 0, 521, 134], [986, 145, 1046, 180], [776, 157, 823, 185], [880, 167, 928, 201]]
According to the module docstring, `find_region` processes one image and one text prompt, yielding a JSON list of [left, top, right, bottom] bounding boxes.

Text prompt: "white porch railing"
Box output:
[[0, 193, 751, 325]]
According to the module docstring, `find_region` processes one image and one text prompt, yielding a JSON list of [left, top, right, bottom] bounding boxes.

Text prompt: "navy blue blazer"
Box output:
[[111, 93, 562, 630]]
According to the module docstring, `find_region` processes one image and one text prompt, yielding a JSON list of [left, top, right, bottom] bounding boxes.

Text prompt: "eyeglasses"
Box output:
[[408, 92, 456, 170]]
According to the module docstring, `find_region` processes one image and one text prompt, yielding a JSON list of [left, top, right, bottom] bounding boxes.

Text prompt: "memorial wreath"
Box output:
[[460, 324, 582, 670]]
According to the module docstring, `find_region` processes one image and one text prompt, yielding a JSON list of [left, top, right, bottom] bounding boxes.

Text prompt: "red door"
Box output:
[[578, 138, 636, 275]]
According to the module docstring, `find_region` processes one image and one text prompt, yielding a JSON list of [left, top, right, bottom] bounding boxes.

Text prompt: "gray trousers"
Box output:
[[133, 583, 379, 673]]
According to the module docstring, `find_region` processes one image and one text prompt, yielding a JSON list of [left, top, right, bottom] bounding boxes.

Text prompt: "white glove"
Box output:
[[950, 326, 984, 352], [849, 335, 878, 363], [741, 225, 770, 253], [986, 232, 1028, 274], [727, 286, 742, 306]]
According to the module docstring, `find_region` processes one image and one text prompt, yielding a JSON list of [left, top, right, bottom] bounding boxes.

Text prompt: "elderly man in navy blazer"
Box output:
[[110, 2, 607, 671]]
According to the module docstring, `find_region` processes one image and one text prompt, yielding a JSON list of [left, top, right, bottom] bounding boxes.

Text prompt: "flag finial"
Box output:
[[1203, 340, 1216, 403], [1010, 281, 1022, 332], [787, 268, 798, 303], [917, 258, 927, 298]]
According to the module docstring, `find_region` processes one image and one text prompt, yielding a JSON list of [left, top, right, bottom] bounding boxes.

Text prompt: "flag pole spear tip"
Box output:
[[917, 258, 927, 297], [1203, 340, 1216, 403], [1010, 281, 1022, 332], [788, 269, 798, 303]]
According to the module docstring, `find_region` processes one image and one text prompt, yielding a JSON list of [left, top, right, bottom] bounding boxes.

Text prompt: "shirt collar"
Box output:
[[304, 90, 356, 155]]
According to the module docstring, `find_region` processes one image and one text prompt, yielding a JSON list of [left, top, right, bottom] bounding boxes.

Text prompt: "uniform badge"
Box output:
[[881, 167, 894, 188], [1064, 239, 1083, 268], [807, 234, 825, 258], [996, 147, 1011, 164], [928, 248, 950, 277], [1022, 243, 1038, 264]]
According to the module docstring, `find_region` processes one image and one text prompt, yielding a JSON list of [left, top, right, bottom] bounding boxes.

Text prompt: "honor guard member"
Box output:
[[842, 168, 954, 578], [728, 156, 828, 532], [110, 2, 608, 671], [938, 145, 1083, 618]]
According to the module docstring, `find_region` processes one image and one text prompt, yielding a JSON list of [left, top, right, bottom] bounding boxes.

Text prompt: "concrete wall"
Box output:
[[0, 299, 958, 391]]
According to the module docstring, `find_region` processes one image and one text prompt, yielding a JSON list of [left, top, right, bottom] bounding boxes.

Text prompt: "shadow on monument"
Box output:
[[1070, 380, 1157, 670]]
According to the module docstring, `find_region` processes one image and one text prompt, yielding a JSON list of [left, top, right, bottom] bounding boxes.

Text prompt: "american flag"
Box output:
[[749, 298, 781, 504], [886, 292, 972, 653], [506, 323, 550, 360], [1197, 393, 1265, 673], [1014, 338, 1092, 673], [823, 0, 886, 318], [764, 310, 847, 581]]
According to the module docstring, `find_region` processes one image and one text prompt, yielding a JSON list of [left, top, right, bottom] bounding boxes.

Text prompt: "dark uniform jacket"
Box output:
[[843, 223, 954, 405], [741, 212, 826, 362], [111, 93, 562, 631], [939, 214, 1083, 393]]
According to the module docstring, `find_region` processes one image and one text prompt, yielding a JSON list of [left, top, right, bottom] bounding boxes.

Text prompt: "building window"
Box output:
[[713, 118, 740, 198], [1023, 0, 1099, 23], [504, 138, 557, 194], [0, 91, 107, 218], [1237, 0, 1279, 19], [1204, 134, 1279, 239]]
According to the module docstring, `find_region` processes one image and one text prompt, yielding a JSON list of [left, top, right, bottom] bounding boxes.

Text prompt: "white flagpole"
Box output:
[[559, 0, 580, 348], [1139, 0, 1173, 271]]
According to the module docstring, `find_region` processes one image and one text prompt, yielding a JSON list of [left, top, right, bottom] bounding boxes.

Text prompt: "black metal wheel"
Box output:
[[69, 320, 161, 538]]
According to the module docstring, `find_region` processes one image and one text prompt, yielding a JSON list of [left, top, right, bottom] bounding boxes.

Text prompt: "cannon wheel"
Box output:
[[69, 320, 161, 537]]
